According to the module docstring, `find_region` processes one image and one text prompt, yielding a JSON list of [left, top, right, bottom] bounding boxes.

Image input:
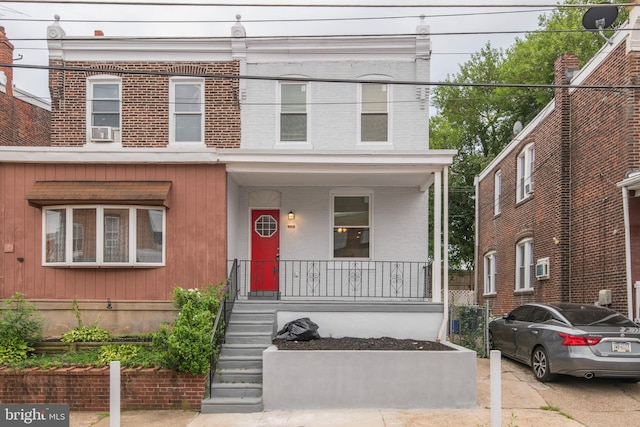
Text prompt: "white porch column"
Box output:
[[433, 170, 442, 303]]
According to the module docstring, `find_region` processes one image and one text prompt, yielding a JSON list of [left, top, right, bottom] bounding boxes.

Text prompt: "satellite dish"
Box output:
[[582, 3, 619, 45]]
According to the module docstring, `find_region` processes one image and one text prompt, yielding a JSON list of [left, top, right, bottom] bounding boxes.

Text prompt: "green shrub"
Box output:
[[153, 283, 224, 375], [98, 344, 143, 365], [61, 326, 112, 343], [0, 337, 33, 364], [0, 293, 43, 345]]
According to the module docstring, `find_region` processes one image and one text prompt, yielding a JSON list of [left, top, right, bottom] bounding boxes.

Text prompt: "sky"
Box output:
[[0, 1, 553, 106]]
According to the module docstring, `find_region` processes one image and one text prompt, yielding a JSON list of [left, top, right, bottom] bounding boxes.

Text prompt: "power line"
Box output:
[[4, 1, 637, 9], [3, 62, 639, 90]]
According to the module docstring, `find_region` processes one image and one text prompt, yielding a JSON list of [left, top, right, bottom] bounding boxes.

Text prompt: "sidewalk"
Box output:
[[70, 357, 640, 427]]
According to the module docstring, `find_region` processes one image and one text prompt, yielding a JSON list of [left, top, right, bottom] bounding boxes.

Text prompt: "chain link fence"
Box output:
[[448, 303, 490, 358]]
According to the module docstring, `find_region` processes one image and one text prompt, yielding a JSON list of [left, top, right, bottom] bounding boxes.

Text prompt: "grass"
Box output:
[[541, 405, 575, 420]]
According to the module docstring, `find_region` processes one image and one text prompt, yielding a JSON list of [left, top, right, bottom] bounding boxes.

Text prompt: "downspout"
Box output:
[[474, 175, 479, 304], [621, 186, 634, 320]]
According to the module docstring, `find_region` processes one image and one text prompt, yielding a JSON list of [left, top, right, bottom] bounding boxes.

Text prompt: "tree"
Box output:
[[430, 0, 629, 269]]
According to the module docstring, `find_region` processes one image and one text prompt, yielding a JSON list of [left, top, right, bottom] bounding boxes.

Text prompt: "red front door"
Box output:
[[250, 209, 280, 293]]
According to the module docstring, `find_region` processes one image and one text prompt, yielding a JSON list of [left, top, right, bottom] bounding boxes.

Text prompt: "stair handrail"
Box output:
[[208, 259, 239, 396]]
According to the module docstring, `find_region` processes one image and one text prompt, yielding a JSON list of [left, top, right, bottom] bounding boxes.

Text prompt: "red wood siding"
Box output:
[[0, 163, 227, 301]]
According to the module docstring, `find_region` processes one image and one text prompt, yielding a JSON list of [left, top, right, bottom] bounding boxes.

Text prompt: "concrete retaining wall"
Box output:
[[263, 342, 476, 410]]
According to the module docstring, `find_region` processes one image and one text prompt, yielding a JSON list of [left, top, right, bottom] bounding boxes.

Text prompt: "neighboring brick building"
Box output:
[[475, 10, 640, 321], [0, 26, 50, 146]]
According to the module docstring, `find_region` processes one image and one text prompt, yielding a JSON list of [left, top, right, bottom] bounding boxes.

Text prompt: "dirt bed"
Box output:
[[272, 336, 453, 351]]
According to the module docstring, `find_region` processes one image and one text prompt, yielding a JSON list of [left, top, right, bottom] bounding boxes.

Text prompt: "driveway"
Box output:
[[70, 356, 640, 427]]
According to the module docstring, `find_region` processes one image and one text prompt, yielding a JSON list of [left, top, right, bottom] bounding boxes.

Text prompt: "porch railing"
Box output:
[[231, 259, 432, 300], [208, 259, 238, 396]]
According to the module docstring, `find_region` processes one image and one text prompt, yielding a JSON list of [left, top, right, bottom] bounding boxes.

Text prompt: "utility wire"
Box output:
[[2, 62, 639, 90], [4, 1, 637, 9]]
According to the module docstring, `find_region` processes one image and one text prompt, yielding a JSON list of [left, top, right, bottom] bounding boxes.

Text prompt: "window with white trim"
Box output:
[[280, 82, 307, 141], [494, 170, 502, 215], [44, 205, 165, 266], [361, 83, 388, 142], [484, 251, 496, 294], [87, 76, 121, 140], [517, 144, 535, 202], [515, 238, 534, 291], [170, 78, 204, 143], [332, 194, 371, 258]]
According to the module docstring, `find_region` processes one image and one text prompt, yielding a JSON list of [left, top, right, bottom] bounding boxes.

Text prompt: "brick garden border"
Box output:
[[0, 366, 206, 411]]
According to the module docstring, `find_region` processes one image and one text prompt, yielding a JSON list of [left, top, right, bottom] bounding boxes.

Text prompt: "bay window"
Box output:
[[44, 205, 165, 266]]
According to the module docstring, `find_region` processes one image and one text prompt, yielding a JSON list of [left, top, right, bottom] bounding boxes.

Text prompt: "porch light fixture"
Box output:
[[288, 211, 295, 220]]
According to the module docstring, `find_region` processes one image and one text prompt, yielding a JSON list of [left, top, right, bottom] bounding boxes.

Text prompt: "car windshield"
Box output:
[[560, 307, 637, 327]]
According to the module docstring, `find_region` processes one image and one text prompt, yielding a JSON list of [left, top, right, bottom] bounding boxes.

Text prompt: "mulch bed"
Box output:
[[272, 336, 453, 351]]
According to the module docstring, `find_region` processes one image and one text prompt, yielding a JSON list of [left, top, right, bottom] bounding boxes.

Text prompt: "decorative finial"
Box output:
[[231, 14, 246, 38]]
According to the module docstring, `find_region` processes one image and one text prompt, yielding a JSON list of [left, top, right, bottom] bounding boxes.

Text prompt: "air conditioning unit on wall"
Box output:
[[91, 126, 114, 142], [535, 257, 549, 280]]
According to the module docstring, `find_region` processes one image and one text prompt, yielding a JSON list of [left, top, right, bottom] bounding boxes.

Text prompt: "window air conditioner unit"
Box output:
[[91, 126, 114, 142], [525, 182, 534, 195], [535, 257, 549, 280]]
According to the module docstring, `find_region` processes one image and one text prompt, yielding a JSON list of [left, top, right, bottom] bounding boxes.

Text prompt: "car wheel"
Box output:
[[532, 346, 557, 382]]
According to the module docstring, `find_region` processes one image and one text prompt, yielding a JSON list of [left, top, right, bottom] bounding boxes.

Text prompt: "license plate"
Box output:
[[612, 342, 631, 353]]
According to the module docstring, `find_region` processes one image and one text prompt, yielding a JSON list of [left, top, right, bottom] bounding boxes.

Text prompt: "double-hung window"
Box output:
[[361, 83, 388, 142], [44, 205, 165, 266], [87, 77, 121, 141], [515, 238, 534, 291], [484, 251, 496, 294], [517, 144, 535, 202], [494, 170, 502, 215], [333, 194, 371, 258], [280, 83, 307, 141], [170, 78, 204, 143]]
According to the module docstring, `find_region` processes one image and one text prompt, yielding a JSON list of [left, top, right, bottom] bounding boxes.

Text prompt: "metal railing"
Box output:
[[208, 259, 238, 396], [231, 259, 432, 300]]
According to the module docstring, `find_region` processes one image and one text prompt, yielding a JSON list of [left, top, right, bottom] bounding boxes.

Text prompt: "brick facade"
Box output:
[[0, 367, 206, 411], [49, 60, 240, 148], [0, 26, 50, 146], [477, 38, 640, 317]]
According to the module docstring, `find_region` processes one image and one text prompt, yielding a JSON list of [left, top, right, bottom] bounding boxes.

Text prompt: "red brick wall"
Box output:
[[49, 60, 240, 148], [0, 367, 206, 411], [0, 27, 51, 147], [478, 44, 640, 316]]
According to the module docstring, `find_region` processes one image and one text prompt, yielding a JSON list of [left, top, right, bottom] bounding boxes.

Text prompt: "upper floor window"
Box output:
[[87, 77, 121, 142], [170, 78, 204, 143], [515, 238, 534, 291], [494, 170, 502, 215], [361, 83, 388, 142], [333, 193, 371, 259], [280, 83, 307, 141], [517, 144, 535, 202], [44, 205, 165, 267], [484, 251, 496, 294]]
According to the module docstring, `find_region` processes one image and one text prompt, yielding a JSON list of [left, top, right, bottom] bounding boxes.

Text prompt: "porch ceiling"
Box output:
[[220, 150, 457, 191]]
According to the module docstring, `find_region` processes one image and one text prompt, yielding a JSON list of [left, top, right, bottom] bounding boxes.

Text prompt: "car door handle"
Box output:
[[511, 328, 517, 331], [531, 330, 539, 334]]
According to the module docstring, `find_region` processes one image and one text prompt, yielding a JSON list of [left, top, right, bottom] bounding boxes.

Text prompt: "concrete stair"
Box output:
[[201, 301, 277, 414]]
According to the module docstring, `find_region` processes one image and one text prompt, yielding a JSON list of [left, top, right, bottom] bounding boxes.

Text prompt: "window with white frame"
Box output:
[[515, 238, 534, 291], [494, 170, 502, 215], [87, 77, 121, 139], [517, 144, 535, 202], [170, 78, 204, 143], [333, 194, 371, 258], [361, 83, 388, 142], [484, 251, 496, 294], [280, 82, 307, 141], [44, 205, 165, 266]]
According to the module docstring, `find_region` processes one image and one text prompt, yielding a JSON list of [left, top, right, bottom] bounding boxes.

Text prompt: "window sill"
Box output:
[[515, 193, 534, 207], [483, 292, 497, 298], [514, 288, 534, 295]]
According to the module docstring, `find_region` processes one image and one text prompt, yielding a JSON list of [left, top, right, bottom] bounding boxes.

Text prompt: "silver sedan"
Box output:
[[488, 302, 640, 382]]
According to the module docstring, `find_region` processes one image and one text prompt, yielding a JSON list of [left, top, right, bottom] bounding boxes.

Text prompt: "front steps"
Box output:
[[201, 301, 277, 414]]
